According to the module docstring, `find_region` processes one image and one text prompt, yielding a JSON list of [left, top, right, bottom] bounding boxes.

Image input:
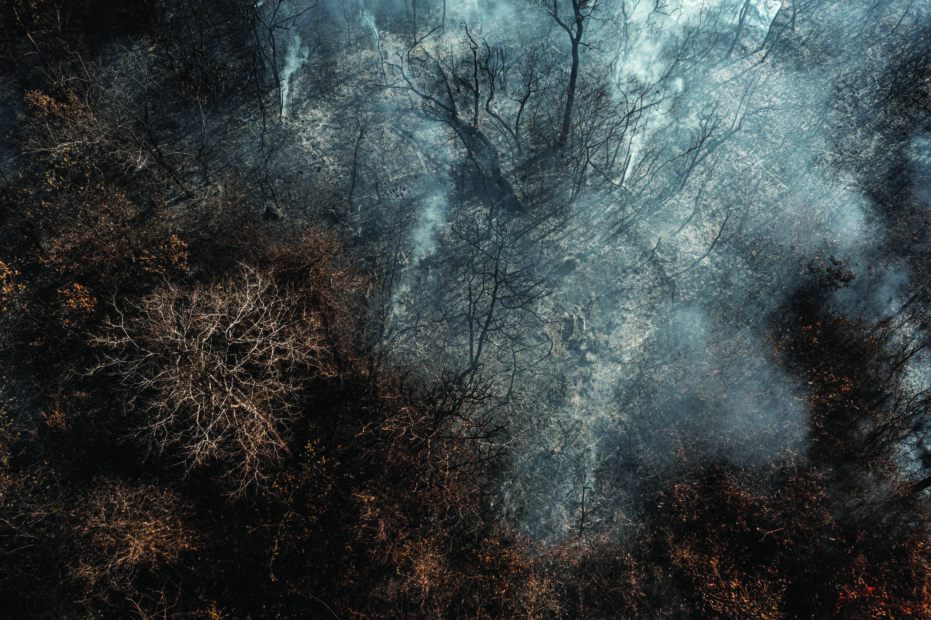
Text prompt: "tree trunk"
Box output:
[[558, 1, 584, 147]]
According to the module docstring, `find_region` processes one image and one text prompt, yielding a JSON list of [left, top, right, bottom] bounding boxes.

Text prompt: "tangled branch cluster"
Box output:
[[95, 265, 334, 495]]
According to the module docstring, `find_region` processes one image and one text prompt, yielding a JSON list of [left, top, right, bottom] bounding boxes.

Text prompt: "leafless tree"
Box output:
[[546, 0, 599, 147], [93, 265, 337, 496], [393, 25, 528, 214]]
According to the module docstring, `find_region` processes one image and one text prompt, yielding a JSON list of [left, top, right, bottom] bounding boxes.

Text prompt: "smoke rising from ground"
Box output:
[[280, 31, 309, 118], [273, 0, 931, 541]]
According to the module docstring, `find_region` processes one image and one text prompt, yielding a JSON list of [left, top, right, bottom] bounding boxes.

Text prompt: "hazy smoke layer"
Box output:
[[278, 0, 930, 541]]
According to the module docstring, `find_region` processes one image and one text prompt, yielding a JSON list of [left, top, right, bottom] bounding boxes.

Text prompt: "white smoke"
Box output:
[[910, 132, 931, 207], [411, 194, 446, 259], [388, 193, 449, 321], [362, 9, 378, 45], [280, 31, 309, 119], [276, 0, 931, 542]]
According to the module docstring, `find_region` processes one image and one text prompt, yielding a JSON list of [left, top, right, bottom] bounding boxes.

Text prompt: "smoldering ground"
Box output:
[[269, 0, 931, 541]]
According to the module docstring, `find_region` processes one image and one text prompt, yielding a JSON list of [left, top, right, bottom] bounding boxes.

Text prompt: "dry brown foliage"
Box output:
[[70, 478, 194, 594], [94, 264, 339, 496]]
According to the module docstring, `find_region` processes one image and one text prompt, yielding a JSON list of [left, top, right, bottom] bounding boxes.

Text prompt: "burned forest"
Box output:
[[3, 0, 931, 617]]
